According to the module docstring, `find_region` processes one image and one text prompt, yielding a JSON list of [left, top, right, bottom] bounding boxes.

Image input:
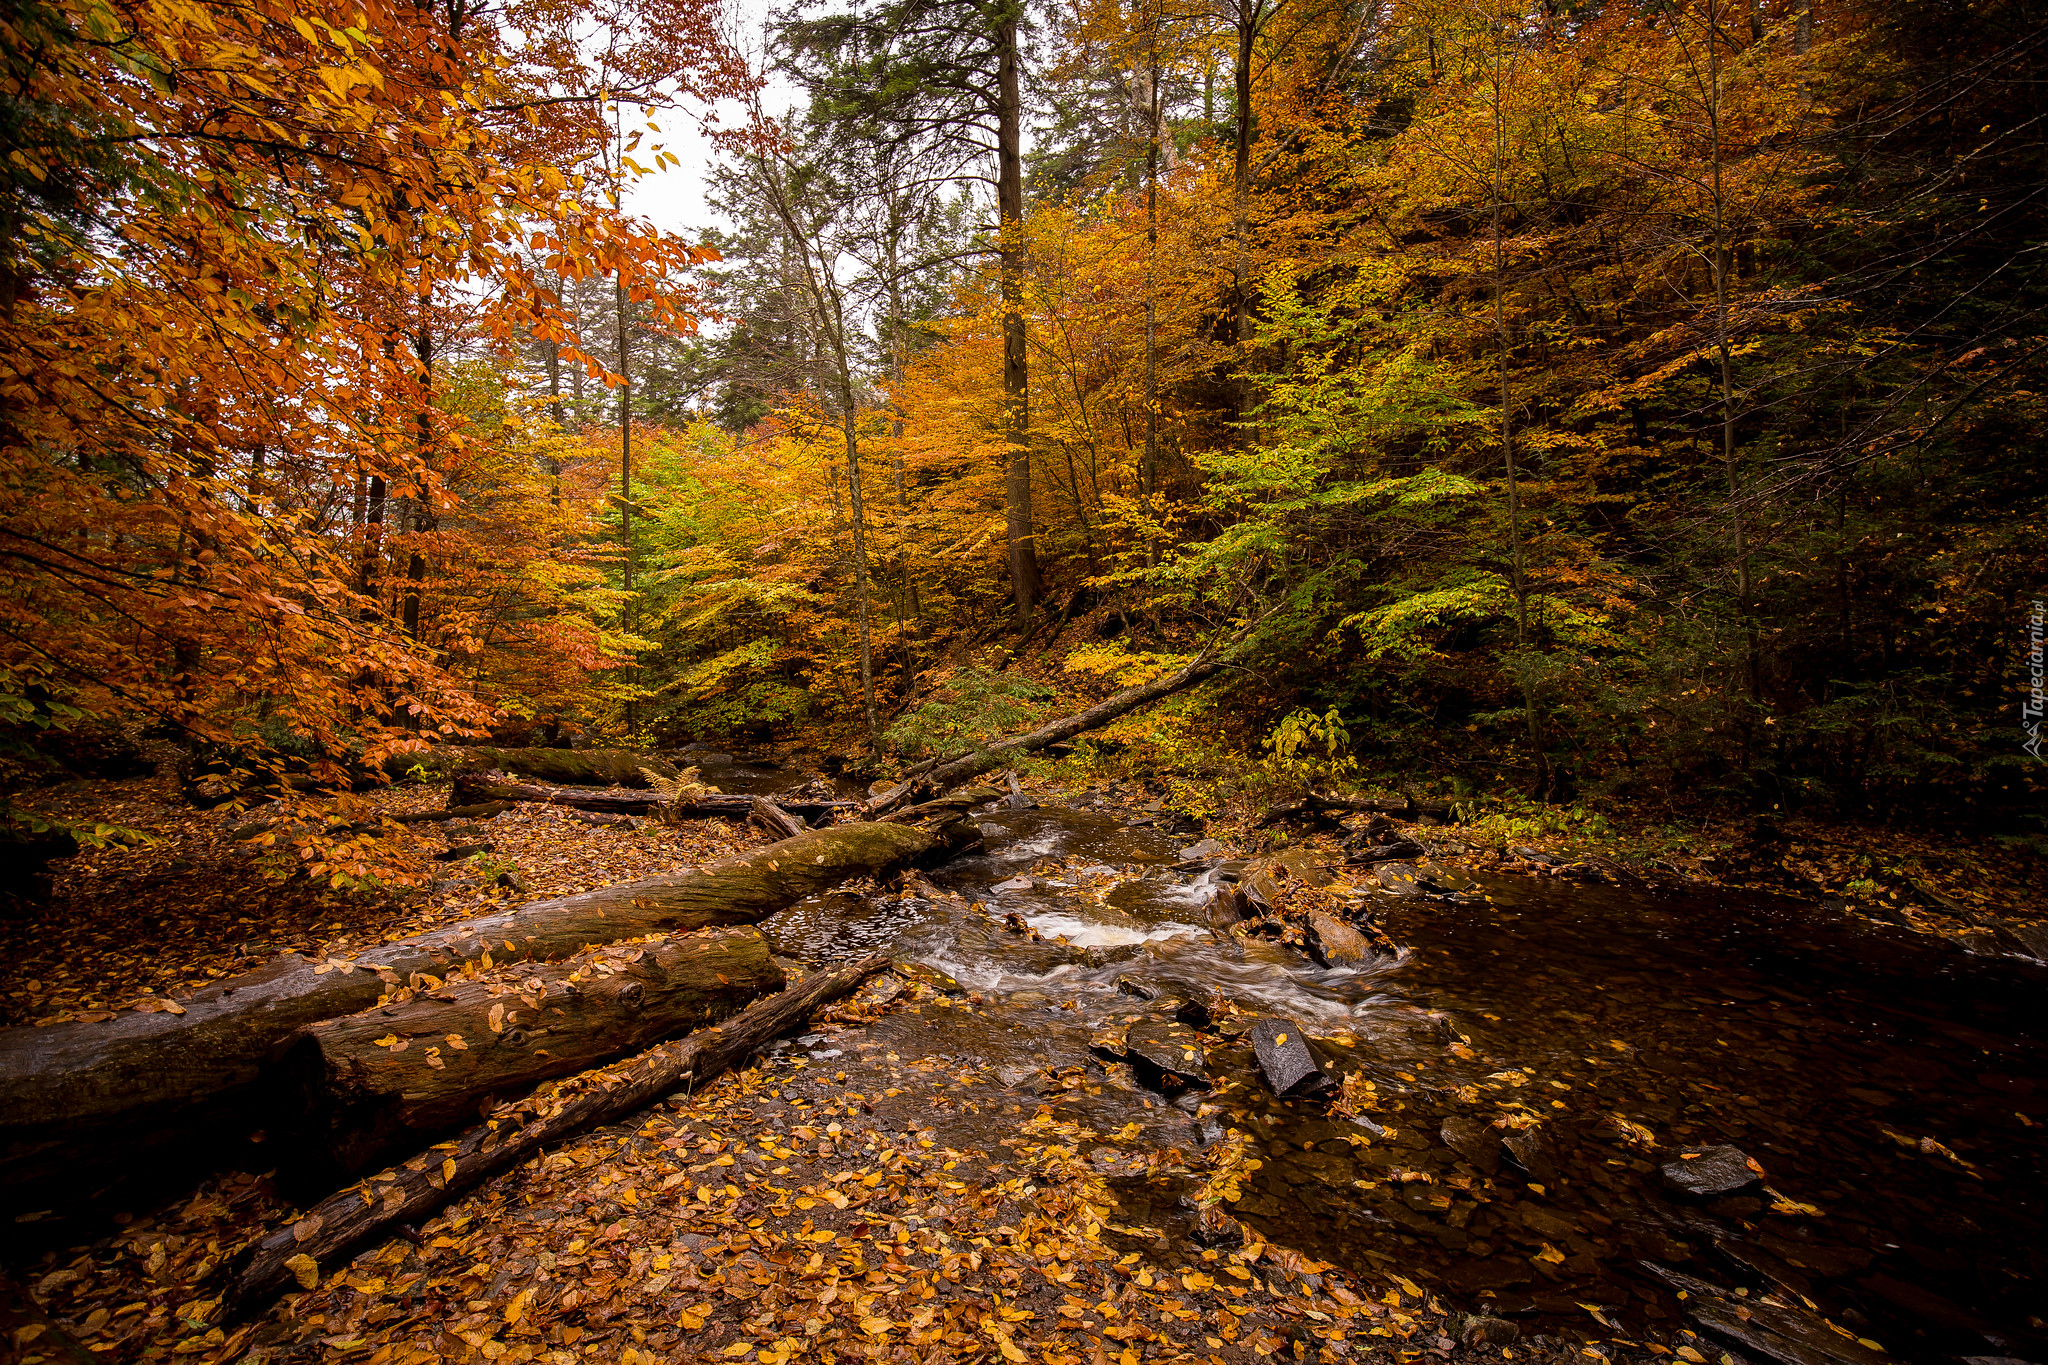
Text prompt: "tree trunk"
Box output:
[[997, 5, 1041, 622], [0, 824, 931, 1205], [222, 957, 891, 1319], [449, 772, 854, 820], [281, 928, 782, 1176]]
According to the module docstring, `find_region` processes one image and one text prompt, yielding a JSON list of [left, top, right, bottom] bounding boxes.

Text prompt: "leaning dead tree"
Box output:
[[223, 957, 890, 1317], [870, 652, 1231, 813], [0, 823, 934, 1205]]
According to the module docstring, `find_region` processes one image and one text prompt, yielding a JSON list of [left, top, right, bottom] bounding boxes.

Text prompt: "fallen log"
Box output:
[[230, 802, 515, 844], [1256, 792, 1456, 827], [886, 786, 1001, 823], [451, 771, 856, 820], [872, 653, 1230, 810], [748, 795, 806, 839], [0, 821, 932, 1205], [281, 927, 782, 1175], [388, 747, 680, 788], [223, 955, 888, 1318]]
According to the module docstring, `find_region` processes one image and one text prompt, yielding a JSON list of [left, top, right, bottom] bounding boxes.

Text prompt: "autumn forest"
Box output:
[[5, 0, 2043, 827], [3, 0, 2048, 1360]]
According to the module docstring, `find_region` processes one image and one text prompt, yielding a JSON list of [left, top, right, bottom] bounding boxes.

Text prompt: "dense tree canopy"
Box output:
[[5, 0, 2043, 833]]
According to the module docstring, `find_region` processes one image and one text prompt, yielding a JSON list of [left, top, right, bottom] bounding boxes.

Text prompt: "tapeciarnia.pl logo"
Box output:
[[2027, 598, 2044, 760]]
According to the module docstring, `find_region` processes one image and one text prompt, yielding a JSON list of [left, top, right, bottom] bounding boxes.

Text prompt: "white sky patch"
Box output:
[[622, 0, 801, 241]]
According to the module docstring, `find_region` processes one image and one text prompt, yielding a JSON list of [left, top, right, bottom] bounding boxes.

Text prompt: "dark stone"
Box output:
[[1241, 866, 1284, 909], [437, 842, 494, 861], [1206, 885, 1251, 932], [1301, 910, 1375, 967], [1346, 840, 1426, 864], [1455, 1315, 1521, 1348], [1123, 1017, 1210, 1089], [1662, 1145, 1762, 1197], [1114, 974, 1158, 1001], [1191, 1203, 1244, 1248], [1250, 1018, 1332, 1097], [1502, 1127, 1560, 1184], [1375, 862, 1429, 896], [1510, 846, 1560, 865], [1179, 838, 1226, 861], [995, 1063, 1050, 1094], [1645, 1265, 1890, 1365], [1995, 923, 2048, 961]]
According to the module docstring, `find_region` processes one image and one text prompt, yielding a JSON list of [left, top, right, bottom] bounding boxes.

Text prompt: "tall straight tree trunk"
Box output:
[[1704, 0, 1759, 708], [1488, 7, 1547, 797], [617, 279, 637, 730], [997, 3, 1041, 622], [1143, 33, 1161, 570], [403, 323, 433, 645], [881, 217, 925, 665], [1231, 0, 1262, 354]]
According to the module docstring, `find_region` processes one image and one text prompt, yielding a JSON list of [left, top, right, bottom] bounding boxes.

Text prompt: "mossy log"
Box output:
[[282, 928, 782, 1176], [450, 771, 855, 819], [222, 956, 888, 1318], [389, 747, 680, 788], [0, 822, 932, 1206]]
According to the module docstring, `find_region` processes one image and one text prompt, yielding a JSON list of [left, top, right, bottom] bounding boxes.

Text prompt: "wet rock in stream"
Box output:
[[1501, 1125, 1560, 1184], [1647, 1265, 1891, 1365], [1122, 1016, 1211, 1089], [1442, 1114, 1504, 1174], [1376, 861, 1431, 896], [1302, 909, 1376, 966], [1662, 1144, 1764, 1196], [1251, 1017, 1333, 1096]]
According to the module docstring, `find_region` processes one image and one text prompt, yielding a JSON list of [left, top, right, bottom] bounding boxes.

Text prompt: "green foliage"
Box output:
[[884, 669, 1056, 758], [658, 640, 813, 739], [1262, 705, 1358, 788], [466, 851, 520, 883]]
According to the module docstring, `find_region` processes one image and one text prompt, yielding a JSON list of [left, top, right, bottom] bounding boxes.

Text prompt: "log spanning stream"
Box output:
[[749, 797, 2048, 1365]]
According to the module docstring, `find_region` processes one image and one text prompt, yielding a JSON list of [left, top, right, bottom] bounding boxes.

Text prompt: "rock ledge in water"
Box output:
[[1250, 1018, 1332, 1097], [1662, 1145, 1762, 1196]]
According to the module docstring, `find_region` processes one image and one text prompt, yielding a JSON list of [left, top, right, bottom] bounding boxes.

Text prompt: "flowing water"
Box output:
[[754, 799, 2048, 1364]]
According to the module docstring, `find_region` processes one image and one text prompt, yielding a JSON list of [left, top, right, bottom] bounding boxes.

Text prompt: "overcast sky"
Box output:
[[621, 0, 799, 241]]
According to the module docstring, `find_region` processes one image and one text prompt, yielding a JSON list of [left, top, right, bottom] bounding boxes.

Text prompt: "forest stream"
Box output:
[[705, 773, 2048, 1365]]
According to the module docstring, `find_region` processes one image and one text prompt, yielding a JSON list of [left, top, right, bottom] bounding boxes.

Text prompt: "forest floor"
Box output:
[[3, 762, 2043, 1365]]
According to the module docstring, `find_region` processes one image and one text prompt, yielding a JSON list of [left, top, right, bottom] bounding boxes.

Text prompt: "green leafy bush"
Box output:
[[885, 669, 1055, 758]]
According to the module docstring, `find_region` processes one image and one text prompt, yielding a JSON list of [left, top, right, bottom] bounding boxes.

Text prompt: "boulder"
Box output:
[[1301, 910, 1375, 967], [1123, 1017, 1210, 1089], [1206, 885, 1252, 932], [1455, 1315, 1521, 1348], [1375, 862, 1430, 896], [1272, 848, 1336, 888], [1442, 1115, 1503, 1174], [1249, 1018, 1331, 1097], [1662, 1145, 1763, 1197], [1502, 1126, 1560, 1184], [1345, 840, 1425, 864]]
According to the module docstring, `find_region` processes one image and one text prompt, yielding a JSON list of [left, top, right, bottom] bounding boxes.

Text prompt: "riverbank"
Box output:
[[3, 760, 2045, 1365]]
